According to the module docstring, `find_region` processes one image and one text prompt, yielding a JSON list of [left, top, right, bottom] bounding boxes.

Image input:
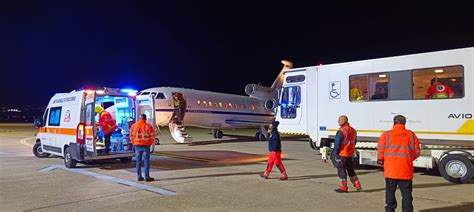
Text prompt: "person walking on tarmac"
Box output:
[[331, 115, 362, 193], [377, 115, 420, 212], [261, 121, 288, 180], [95, 105, 118, 154], [130, 114, 155, 182]]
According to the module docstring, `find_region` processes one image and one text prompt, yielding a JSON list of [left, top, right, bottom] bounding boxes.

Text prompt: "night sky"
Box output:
[[1, 1, 473, 107]]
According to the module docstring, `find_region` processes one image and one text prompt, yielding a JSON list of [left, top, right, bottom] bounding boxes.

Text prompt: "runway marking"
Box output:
[[38, 164, 176, 196], [20, 137, 35, 147], [153, 152, 216, 162], [0, 131, 19, 134]]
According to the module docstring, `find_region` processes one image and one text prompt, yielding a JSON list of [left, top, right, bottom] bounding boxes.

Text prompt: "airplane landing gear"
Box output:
[[212, 129, 223, 139]]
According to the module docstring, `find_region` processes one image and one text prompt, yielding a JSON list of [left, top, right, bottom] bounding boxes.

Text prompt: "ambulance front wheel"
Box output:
[[33, 141, 50, 158], [64, 147, 77, 168]]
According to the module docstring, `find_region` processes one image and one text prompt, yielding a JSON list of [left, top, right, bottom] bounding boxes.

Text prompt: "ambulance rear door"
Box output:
[[136, 94, 157, 153], [84, 91, 97, 158]]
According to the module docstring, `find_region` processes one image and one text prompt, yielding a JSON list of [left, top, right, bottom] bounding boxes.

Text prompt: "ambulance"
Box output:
[[33, 87, 158, 168], [266, 47, 474, 183]]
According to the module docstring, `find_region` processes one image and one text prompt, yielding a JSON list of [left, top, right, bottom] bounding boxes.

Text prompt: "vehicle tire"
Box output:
[[64, 147, 77, 168], [255, 132, 261, 141], [439, 154, 473, 184], [259, 133, 266, 141], [33, 142, 50, 158], [212, 129, 218, 138], [120, 157, 132, 163], [216, 130, 223, 139], [309, 138, 319, 150]]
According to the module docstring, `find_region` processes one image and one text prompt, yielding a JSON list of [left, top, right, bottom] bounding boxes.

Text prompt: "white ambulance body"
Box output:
[[34, 88, 156, 168], [273, 47, 474, 183]]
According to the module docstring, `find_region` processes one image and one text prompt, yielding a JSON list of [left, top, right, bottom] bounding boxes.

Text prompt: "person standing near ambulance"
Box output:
[[377, 115, 420, 212], [95, 106, 118, 154], [261, 121, 288, 180], [331, 115, 362, 193], [130, 114, 155, 182]]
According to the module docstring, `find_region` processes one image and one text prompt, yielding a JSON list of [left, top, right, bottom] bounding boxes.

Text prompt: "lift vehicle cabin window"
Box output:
[[413, 66, 464, 99], [280, 86, 301, 119], [349, 73, 389, 101], [48, 107, 62, 126], [156, 93, 165, 99]]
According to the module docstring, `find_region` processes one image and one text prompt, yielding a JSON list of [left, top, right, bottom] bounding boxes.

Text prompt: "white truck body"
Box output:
[[274, 47, 474, 183]]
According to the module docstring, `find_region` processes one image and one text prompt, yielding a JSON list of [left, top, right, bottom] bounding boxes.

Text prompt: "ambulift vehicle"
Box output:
[[33, 87, 158, 168], [266, 47, 474, 183]]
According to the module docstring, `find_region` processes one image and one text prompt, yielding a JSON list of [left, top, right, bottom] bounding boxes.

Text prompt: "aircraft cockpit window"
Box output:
[[156, 93, 166, 99], [140, 92, 150, 96]]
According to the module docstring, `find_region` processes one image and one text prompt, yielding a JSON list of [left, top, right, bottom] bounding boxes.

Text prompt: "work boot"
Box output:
[[350, 176, 362, 191], [334, 186, 348, 193], [137, 177, 144, 181], [279, 172, 288, 180], [261, 171, 269, 179], [145, 177, 155, 182]]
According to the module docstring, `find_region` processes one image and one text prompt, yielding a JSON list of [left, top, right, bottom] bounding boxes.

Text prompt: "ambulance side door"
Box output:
[[39, 108, 50, 147], [84, 92, 97, 158], [136, 94, 157, 153]]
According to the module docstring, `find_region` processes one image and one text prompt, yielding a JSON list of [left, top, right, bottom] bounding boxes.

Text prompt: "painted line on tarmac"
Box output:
[[20, 137, 35, 147], [0, 131, 19, 134], [153, 152, 216, 162], [38, 164, 176, 196]]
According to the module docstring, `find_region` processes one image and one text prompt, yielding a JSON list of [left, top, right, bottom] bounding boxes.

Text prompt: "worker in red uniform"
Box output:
[[425, 78, 454, 99], [95, 106, 118, 154], [261, 121, 288, 180], [377, 115, 420, 212], [331, 115, 362, 193]]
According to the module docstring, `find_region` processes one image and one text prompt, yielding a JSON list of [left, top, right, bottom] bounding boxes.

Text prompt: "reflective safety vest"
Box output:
[[338, 123, 357, 157], [98, 111, 118, 135], [130, 120, 154, 146], [377, 124, 420, 180], [425, 82, 454, 99], [350, 88, 363, 101]]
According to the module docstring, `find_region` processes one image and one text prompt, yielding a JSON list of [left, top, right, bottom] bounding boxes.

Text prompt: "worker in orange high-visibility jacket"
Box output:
[[95, 106, 118, 154], [377, 115, 420, 212], [331, 115, 362, 193], [130, 114, 155, 182]]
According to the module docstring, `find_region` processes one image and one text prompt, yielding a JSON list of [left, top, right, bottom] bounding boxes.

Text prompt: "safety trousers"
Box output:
[[266, 151, 286, 173]]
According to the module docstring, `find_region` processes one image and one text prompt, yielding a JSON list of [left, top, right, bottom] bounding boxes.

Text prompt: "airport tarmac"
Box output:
[[0, 124, 473, 211]]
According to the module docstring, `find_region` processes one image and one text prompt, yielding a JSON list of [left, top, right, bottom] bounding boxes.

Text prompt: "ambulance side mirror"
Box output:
[[34, 117, 44, 128]]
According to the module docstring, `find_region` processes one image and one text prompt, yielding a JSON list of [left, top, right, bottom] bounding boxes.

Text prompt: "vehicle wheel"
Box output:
[[255, 132, 261, 141], [64, 147, 77, 168], [33, 142, 50, 158], [259, 133, 266, 141], [216, 130, 224, 139], [212, 129, 218, 138], [120, 157, 132, 163], [309, 138, 319, 150], [439, 154, 472, 184]]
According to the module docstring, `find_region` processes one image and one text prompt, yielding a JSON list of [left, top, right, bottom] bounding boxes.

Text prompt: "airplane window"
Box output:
[[219, 102, 223, 107], [197, 100, 200, 106], [203, 101, 207, 107], [208, 101, 212, 107], [228, 103, 232, 108], [156, 93, 165, 99], [214, 102, 218, 107], [251, 105, 255, 110]]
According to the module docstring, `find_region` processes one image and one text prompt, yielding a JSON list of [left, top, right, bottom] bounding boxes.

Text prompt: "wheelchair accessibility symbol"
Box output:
[[329, 81, 341, 99]]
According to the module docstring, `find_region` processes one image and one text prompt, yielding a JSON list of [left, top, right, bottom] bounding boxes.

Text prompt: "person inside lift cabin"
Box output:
[[350, 82, 364, 101], [261, 121, 288, 180], [95, 105, 118, 154], [425, 77, 455, 99]]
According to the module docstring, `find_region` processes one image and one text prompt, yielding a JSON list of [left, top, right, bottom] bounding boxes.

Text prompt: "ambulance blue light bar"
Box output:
[[120, 88, 138, 94]]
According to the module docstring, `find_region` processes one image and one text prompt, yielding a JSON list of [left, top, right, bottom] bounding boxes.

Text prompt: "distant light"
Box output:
[[96, 90, 105, 94], [450, 78, 456, 82], [121, 88, 138, 94], [434, 69, 444, 73], [379, 74, 387, 78]]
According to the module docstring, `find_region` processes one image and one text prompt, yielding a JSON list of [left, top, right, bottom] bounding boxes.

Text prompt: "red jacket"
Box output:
[[98, 111, 118, 135], [130, 120, 154, 146], [377, 124, 420, 180]]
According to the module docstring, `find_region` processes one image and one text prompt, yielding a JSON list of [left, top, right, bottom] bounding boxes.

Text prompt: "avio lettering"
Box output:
[[448, 113, 473, 119]]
